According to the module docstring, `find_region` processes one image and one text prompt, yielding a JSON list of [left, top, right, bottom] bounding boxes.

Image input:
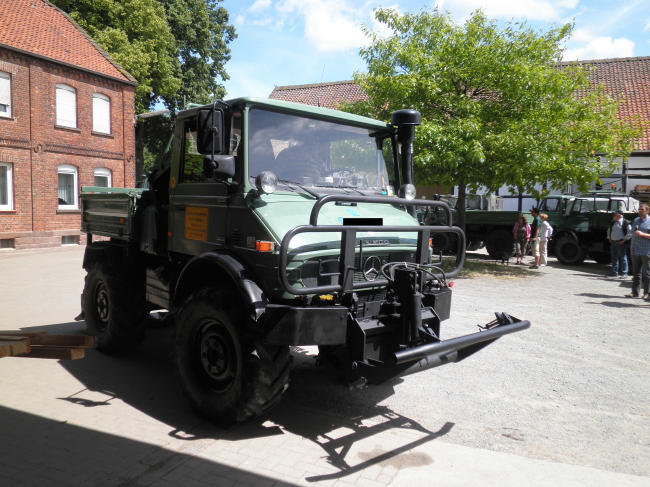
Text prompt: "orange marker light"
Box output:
[[256, 240, 275, 252]]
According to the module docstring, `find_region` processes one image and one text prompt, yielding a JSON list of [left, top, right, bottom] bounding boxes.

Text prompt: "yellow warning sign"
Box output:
[[184, 206, 208, 241]]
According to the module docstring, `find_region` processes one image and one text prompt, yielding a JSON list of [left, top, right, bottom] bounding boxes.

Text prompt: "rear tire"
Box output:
[[82, 264, 147, 353], [485, 230, 514, 260], [555, 236, 586, 266], [175, 288, 291, 425]]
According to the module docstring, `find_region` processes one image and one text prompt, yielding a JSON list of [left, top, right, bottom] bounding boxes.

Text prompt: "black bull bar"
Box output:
[[279, 194, 465, 295]]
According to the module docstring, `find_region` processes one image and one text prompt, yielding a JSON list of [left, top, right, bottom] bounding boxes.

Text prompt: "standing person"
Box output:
[[512, 214, 530, 265], [529, 208, 542, 269], [607, 211, 631, 278], [625, 204, 650, 299], [539, 213, 553, 267]]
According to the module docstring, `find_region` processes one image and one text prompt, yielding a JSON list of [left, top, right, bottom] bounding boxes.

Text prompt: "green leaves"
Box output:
[[52, 0, 235, 113], [351, 8, 641, 208]]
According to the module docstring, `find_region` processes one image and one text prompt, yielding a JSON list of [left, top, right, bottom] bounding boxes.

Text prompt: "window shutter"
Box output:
[[0, 73, 10, 116], [94, 168, 111, 187], [56, 85, 76, 128], [92, 94, 110, 133], [0, 165, 8, 206]]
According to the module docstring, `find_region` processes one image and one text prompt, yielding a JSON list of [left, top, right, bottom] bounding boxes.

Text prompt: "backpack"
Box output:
[[517, 225, 527, 240], [609, 218, 629, 237]]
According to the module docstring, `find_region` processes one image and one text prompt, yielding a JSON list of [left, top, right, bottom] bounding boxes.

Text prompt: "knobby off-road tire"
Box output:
[[175, 288, 291, 426], [485, 229, 514, 260], [555, 235, 586, 266], [82, 264, 148, 353]]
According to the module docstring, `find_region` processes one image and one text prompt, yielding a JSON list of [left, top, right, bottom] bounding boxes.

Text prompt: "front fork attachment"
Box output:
[[393, 267, 437, 344]]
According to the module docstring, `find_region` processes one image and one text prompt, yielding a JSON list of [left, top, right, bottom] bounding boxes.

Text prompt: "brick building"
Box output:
[[0, 0, 136, 249]]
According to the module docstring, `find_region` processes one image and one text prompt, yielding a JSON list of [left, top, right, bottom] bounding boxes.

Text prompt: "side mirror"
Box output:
[[197, 108, 223, 154], [203, 154, 235, 179]]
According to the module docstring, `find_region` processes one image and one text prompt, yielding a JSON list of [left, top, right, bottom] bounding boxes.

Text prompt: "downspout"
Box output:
[[28, 64, 34, 233]]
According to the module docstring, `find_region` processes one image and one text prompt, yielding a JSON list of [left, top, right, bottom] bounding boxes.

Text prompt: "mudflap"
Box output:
[[354, 313, 530, 385]]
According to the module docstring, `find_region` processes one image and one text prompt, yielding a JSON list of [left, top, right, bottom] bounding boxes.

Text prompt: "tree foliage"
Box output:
[[343, 8, 641, 227], [52, 0, 235, 113], [159, 0, 236, 109]]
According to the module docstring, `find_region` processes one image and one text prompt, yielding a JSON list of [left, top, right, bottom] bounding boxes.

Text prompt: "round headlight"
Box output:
[[255, 171, 278, 194], [399, 184, 416, 200]]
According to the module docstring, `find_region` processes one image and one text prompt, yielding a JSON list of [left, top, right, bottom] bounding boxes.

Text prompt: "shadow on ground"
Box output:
[[24, 322, 454, 483], [0, 404, 296, 487]]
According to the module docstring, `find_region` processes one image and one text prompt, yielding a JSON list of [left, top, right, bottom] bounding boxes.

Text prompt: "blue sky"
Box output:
[[220, 0, 650, 99]]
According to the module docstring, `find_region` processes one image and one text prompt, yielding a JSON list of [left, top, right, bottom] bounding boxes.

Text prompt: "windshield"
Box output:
[[248, 108, 394, 193]]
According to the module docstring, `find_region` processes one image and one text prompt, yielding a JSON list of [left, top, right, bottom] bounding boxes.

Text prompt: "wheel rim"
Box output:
[[94, 280, 110, 329], [196, 321, 237, 391]]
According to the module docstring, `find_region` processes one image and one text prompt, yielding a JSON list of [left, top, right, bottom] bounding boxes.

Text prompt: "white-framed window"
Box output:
[[0, 163, 13, 210], [57, 164, 78, 209], [92, 93, 111, 134], [56, 84, 77, 128], [0, 72, 11, 118], [93, 167, 111, 187]]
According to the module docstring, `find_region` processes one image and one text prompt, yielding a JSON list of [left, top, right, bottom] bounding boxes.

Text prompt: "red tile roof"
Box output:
[[558, 56, 650, 151], [270, 56, 650, 151], [269, 80, 368, 109], [0, 0, 134, 84]]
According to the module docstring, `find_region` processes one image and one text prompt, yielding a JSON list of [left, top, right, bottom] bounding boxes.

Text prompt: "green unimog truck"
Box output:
[[78, 98, 529, 424], [545, 192, 639, 265]]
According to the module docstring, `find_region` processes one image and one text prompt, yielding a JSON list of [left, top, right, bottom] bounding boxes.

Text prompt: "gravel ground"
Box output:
[[1, 246, 648, 478], [286, 251, 650, 477]]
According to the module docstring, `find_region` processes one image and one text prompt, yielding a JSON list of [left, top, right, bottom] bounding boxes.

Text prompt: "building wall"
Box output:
[[0, 48, 135, 249]]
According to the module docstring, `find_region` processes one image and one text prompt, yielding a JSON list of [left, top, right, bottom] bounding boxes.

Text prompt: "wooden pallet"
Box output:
[[0, 331, 96, 360]]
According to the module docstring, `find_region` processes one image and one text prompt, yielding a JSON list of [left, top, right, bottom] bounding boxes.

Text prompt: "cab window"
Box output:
[[180, 119, 207, 182]]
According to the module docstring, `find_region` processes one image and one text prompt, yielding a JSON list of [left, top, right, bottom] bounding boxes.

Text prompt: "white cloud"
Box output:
[[276, 0, 370, 52], [435, 0, 576, 21], [563, 36, 635, 61], [644, 19, 650, 31], [248, 0, 272, 13]]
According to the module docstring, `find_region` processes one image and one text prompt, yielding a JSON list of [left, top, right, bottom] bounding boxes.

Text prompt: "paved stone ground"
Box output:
[[0, 246, 648, 486]]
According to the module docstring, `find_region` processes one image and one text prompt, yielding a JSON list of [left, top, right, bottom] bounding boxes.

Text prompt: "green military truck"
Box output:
[[545, 192, 638, 265], [423, 194, 571, 259], [425, 192, 638, 266], [78, 98, 529, 424]]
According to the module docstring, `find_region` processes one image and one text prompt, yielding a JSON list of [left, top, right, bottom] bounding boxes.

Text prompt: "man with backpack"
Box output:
[[607, 211, 631, 278]]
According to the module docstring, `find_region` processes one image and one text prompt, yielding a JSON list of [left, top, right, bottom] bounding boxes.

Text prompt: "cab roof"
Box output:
[[226, 97, 393, 131]]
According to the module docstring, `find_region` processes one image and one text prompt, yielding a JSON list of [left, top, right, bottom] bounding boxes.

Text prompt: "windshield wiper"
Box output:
[[277, 179, 320, 199]]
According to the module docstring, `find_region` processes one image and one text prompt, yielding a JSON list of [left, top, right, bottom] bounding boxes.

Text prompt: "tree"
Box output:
[[343, 8, 640, 229], [159, 0, 236, 110], [52, 0, 235, 113]]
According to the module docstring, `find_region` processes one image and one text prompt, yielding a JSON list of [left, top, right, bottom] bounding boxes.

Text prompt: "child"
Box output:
[[539, 213, 554, 267]]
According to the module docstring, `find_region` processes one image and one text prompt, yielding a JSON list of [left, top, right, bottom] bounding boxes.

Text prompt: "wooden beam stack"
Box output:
[[0, 331, 96, 360]]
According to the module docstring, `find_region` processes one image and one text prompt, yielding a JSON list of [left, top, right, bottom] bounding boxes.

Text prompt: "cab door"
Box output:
[[168, 114, 229, 255]]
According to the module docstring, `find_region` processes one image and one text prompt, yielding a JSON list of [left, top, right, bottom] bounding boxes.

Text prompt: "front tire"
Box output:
[[82, 264, 147, 353], [175, 288, 291, 425]]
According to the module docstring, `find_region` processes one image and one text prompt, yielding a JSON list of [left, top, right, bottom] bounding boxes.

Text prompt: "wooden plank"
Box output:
[[0, 331, 96, 348], [19, 346, 85, 360], [0, 337, 30, 358]]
